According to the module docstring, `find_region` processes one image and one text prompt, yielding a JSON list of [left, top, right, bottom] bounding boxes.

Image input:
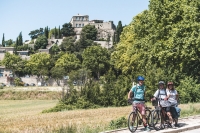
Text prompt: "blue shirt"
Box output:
[[131, 84, 146, 103]]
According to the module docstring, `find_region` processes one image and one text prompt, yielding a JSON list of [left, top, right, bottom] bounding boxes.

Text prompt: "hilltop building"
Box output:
[[70, 14, 116, 48]]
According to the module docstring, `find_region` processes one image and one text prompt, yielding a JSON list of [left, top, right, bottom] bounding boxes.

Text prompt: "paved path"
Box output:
[[100, 115, 200, 133], [180, 128, 200, 133]]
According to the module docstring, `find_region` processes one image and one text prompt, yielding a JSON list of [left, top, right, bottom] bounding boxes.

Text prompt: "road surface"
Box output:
[[101, 115, 200, 133]]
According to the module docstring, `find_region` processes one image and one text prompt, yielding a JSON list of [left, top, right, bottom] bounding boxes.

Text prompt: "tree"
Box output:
[[34, 35, 48, 50], [58, 25, 61, 39], [4, 39, 13, 46], [18, 32, 23, 46], [50, 44, 60, 55], [2, 33, 5, 47], [44, 26, 49, 39], [116, 21, 123, 43], [81, 24, 98, 40], [54, 27, 58, 39], [50, 66, 65, 86], [59, 36, 76, 52], [2, 52, 22, 77], [28, 28, 44, 39], [61, 23, 75, 37], [82, 45, 110, 79], [111, 0, 200, 98], [55, 53, 81, 73], [26, 53, 50, 78]]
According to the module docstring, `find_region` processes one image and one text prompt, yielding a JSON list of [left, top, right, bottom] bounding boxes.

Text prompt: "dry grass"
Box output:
[[0, 100, 199, 133]]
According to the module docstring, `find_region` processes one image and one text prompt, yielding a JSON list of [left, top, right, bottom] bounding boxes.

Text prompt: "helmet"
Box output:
[[167, 82, 174, 86], [137, 76, 145, 81], [158, 81, 165, 85]]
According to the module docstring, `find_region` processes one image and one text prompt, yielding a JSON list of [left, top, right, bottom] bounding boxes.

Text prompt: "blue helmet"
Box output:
[[137, 76, 145, 81]]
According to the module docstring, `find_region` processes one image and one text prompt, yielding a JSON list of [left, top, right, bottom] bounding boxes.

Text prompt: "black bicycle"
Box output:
[[151, 99, 177, 131], [127, 103, 152, 132]]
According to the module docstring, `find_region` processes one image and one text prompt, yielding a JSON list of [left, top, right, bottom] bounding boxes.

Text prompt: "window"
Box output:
[[79, 24, 81, 27], [82, 17, 84, 20], [76, 17, 78, 20], [82, 24, 84, 27], [76, 24, 78, 27], [0, 73, 3, 77]]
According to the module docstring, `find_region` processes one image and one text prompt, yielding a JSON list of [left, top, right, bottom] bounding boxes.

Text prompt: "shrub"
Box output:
[[109, 116, 127, 130]]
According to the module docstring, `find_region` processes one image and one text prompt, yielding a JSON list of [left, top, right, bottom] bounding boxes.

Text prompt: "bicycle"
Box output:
[[127, 101, 152, 132], [151, 98, 177, 131]]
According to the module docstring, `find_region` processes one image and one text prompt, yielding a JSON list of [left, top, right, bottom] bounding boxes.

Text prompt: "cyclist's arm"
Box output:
[[128, 90, 133, 99]]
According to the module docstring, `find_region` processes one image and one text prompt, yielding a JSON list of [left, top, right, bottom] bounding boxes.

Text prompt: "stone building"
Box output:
[[70, 14, 116, 48]]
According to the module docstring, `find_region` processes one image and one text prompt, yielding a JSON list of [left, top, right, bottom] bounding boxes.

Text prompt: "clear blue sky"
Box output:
[[0, 0, 149, 42]]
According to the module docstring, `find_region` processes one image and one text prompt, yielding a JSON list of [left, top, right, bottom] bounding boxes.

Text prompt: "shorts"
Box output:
[[132, 103, 146, 115]]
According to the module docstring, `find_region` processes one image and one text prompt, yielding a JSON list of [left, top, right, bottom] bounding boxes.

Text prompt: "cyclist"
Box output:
[[128, 76, 151, 132], [151, 81, 176, 128], [166, 81, 180, 127]]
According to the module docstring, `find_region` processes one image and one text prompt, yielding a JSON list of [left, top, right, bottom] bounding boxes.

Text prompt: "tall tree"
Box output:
[[54, 27, 58, 39], [116, 21, 123, 43], [58, 25, 61, 39], [18, 32, 23, 46], [82, 45, 110, 79], [2, 33, 5, 47], [61, 23, 75, 37]]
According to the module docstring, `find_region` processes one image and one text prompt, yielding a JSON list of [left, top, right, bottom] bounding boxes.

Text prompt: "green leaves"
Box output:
[[82, 46, 110, 79]]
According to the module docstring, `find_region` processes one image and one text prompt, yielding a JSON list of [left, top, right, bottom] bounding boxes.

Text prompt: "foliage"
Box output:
[[109, 116, 127, 130], [4, 39, 13, 46], [61, 23, 75, 37], [2, 33, 5, 47], [18, 32, 23, 46], [34, 35, 48, 50], [2, 52, 22, 76], [28, 28, 44, 39], [55, 53, 80, 73], [59, 36, 76, 52], [26, 53, 50, 77], [116, 21, 123, 43], [50, 66, 65, 86], [81, 24, 98, 40], [82, 45, 110, 79], [50, 44, 60, 55], [177, 76, 200, 103], [14, 77, 24, 86]]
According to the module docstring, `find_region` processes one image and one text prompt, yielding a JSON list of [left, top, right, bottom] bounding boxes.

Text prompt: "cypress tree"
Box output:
[[116, 21, 123, 43], [58, 25, 61, 39], [2, 33, 5, 47], [16, 37, 19, 46], [18, 32, 23, 46], [54, 27, 57, 39]]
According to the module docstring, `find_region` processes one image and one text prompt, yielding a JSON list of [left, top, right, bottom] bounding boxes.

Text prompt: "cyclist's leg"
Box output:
[[131, 103, 137, 122], [166, 107, 175, 128], [137, 103, 151, 131]]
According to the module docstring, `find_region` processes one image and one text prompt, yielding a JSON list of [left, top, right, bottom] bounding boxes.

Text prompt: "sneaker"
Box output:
[[175, 123, 179, 127], [161, 124, 165, 129], [144, 126, 151, 132], [171, 124, 177, 129], [129, 126, 134, 131]]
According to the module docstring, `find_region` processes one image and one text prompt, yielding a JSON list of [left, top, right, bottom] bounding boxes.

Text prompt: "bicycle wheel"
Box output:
[[145, 109, 152, 127], [128, 112, 138, 132], [152, 110, 163, 131]]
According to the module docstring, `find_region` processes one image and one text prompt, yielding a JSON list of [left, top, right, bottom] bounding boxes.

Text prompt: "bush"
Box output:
[[109, 116, 127, 130]]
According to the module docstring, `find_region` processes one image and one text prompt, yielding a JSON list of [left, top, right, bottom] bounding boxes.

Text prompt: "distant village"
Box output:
[[0, 14, 116, 86]]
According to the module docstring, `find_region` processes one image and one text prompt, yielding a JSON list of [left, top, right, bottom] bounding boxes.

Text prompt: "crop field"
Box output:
[[0, 99, 200, 133]]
